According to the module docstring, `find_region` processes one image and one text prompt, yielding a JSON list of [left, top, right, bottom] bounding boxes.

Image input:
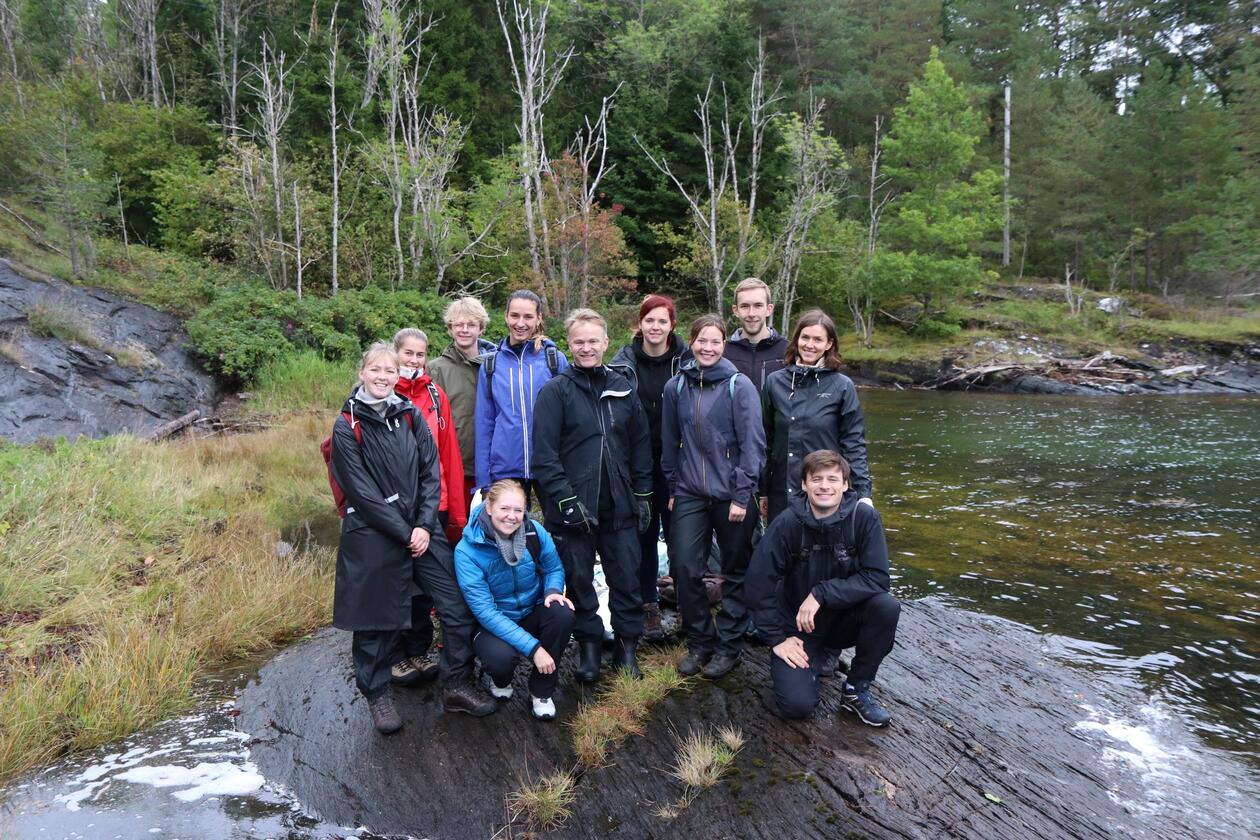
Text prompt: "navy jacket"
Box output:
[[724, 328, 788, 392]]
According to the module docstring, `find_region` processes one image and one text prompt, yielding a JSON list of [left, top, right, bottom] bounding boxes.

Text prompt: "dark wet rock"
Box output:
[[238, 599, 1208, 839], [0, 259, 215, 442]]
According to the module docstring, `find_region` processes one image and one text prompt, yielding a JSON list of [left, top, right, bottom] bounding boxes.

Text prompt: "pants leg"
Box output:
[[352, 630, 398, 700], [522, 601, 576, 699], [637, 468, 671, 604], [598, 525, 645, 639], [823, 592, 901, 685], [396, 584, 435, 662], [551, 529, 604, 643], [710, 496, 757, 656], [413, 532, 476, 685], [473, 628, 521, 689], [769, 637, 827, 719], [670, 494, 718, 654]]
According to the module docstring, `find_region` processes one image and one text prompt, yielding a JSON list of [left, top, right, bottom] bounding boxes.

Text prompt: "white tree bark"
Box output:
[[205, 0, 259, 133], [0, 0, 20, 111], [119, 0, 163, 107], [245, 36, 297, 290]]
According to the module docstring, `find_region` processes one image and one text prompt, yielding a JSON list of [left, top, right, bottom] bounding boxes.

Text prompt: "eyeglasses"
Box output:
[[448, 322, 480, 330]]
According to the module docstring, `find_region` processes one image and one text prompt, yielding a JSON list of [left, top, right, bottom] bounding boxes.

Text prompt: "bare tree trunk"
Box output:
[[205, 0, 257, 133], [293, 180, 303, 299], [120, 0, 163, 107], [245, 36, 297, 290], [115, 173, 130, 260], [328, 10, 344, 296], [0, 0, 21, 112], [1002, 80, 1011, 268]]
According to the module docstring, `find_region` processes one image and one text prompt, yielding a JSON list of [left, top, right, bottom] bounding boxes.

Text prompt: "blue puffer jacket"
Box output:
[[474, 337, 569, 487], [454, 504, 566, 657]]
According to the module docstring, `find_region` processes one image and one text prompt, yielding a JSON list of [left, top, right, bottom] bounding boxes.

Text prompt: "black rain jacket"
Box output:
[[610, 334, 692, 467], [724, 328, 788, 392]]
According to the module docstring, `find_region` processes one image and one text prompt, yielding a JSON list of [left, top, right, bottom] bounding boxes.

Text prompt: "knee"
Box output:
[[544, 599, 576, 627], [868, 592, 900, 623], [776, 692, 816, 720]]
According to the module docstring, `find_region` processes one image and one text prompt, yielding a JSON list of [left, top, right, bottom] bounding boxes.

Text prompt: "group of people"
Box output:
[[328, 278, 901, 736]]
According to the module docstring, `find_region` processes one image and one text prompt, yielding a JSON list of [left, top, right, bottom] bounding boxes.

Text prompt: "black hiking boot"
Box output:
[[642, 602, 665, 642], [367, 688, 403, 734], [701, 652, 740, 680], [576, 640, 603, 684], [676, 649, 712, 677], [817, 649, 846, 679], [841, 682, 892, 727], [611, 636, 642, 680], [442, 681, 497, 717]]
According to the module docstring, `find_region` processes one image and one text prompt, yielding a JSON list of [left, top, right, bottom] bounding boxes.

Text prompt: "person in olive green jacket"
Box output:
[[428, 297, 495, 541]]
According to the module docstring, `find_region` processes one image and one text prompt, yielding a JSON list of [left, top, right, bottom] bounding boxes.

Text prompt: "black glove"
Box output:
[[636, 496, 652, 535], [559, 497, 596, 533]]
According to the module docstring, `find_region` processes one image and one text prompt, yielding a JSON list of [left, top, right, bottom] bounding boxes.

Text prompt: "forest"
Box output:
[[0, 0, 1256, 382]]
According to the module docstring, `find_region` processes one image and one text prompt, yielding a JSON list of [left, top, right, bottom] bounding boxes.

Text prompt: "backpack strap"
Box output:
[[484, 351, 497, 380], [426, 382, 443, 429], [524, 519, 543, 566], [545, 345, 559, 376], [342, 410, 363, 446]]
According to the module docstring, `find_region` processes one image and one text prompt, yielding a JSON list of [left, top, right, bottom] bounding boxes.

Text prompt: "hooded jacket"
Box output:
[[330, 389, 442, 631], [454, 504, 566, 657], [395, 371, 467, 529], [474, 336, 569, 488], [762, 365, 872, 518], [531, 364, 653, 532], [429, 337, 497, 481], [611, 334, 692, 468], [725, 328, 788, 392], [660, 357, 766, 503], [746, 492, 890, 648]]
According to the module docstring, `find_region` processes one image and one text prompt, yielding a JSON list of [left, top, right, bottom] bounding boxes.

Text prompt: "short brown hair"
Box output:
[[733, 277, 772, 305], [564, 307, 608, 336], [801, 449, 851, 484], [783, 309, 842, 369], [688, 313, 727, 343]]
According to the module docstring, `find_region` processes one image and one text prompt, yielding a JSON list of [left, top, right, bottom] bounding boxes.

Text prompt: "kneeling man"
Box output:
[[747, 449, 899, 725]]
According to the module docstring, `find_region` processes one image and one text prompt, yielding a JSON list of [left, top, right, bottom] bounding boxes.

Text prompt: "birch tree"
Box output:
[[244, 35, 298, 289], [204, 0, 260, 133], [848, 115, 896, 346], [118, 0, 163, 107]]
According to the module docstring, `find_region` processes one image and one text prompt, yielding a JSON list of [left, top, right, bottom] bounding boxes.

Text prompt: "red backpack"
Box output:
[[321, 410, 414, 518]]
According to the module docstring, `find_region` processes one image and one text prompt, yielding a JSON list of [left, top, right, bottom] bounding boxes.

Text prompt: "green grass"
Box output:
[[25, 299, 102, 347], [248, 350, 358, 414]]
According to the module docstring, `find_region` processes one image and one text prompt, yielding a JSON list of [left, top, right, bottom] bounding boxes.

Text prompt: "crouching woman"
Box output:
[[746, 450, 900, 726], [455, 480, 576, 720]]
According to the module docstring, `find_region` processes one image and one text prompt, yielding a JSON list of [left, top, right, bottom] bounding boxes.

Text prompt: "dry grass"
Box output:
[[0, 335, 23, 366], [0, 411, 337, 784], [652, 725, 745, 819], [24, 298, 101, 348], [106, 340, 157, 370], [505, 770, 577, 832]]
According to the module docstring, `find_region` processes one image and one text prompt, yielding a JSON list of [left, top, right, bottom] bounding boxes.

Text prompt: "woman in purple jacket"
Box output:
[[661, 314, 766, 680]]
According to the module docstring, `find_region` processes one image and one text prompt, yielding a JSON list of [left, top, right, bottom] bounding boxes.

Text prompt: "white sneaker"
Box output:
[[531, 695, 556, 720], [489, 683, 514, 700]]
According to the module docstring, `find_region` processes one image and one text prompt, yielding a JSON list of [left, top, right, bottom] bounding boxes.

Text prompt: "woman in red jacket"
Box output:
[[391, 327, 468, 685]]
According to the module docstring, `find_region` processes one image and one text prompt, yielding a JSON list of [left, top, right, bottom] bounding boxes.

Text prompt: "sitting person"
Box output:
[[454, 480, 576, 720], [746, 450, 900, 726]]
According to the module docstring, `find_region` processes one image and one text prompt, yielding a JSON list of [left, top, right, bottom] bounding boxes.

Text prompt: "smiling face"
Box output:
[[568, 320, 609, 369], [396, 336, 428, 373], [359, 354, 400, 400], [447, 317, 484, 355], [690, 325, 726, 367], [488, 486, 527, 538], [733, 287, 774, 339], [506, 298, 541, 344], [639, 306, 672, 351], [803, 464, 848, 518], [795, 323, 833, 367]]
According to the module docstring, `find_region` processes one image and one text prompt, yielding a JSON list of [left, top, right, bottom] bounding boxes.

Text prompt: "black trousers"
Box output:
[[414, 533, 477, 686], [552, 524, 644, 642], [351, 630, 397, 700], [670, 493, 759, 657], [394, 512, 447, 663], [474, 601, 576, 699], [636, 467, 672, 604], [771, 592, 901, 720]]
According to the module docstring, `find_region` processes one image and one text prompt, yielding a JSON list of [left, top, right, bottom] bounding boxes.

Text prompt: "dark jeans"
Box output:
[[474, 601, 576, 699], [395, 512, 446, 663], [552, 524, 643, 642], [771, 592, 901, 720], [670, 493, 759, 657], [636, 467, 672, 604], [414, 532, 477, 686], [352, 630, 397, 700]]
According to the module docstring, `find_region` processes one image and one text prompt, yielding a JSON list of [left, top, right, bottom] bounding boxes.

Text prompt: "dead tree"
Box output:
[[398, 4, 438, 285], [850, 115, 895, 346], [327, 5, 352, 296], [244, 35, 298, 290], [564, 84, 620, 309], [0, 0, 20, 111], [118, 0, 163, 107], [204, 0, 260, 133]]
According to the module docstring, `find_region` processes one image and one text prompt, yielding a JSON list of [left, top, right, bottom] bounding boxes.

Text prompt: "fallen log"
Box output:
[[143, 409, 200, 441]]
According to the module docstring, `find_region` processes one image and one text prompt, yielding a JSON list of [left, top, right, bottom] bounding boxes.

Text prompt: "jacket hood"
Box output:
[[630, 333, 684, 364], [680, 355, 740, 384], [461, 502, 497, 547], [783, 363, 841, 386], [729, 327, 785, 350], [786, 488, 861, 534], [562, 363, 635, 397]]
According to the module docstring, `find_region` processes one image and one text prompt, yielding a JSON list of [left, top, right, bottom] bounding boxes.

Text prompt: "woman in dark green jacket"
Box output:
[[761, 310, 872, 523]]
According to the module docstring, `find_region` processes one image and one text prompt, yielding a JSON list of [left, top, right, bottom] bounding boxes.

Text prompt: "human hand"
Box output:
[[636, 498, 652, 535], [559, 497, 596, 533], [728, 502, 747, 523], [772, 637, 810, 669], [544, 593, 574, 610], [533, 646, 556, 674], [759, 496, 769, 518], [668, 497, 674, 512], [796, 592, 821, 633], [409, 527, 431, 557]]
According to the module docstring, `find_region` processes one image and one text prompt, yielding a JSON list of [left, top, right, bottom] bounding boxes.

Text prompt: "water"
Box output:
[[865, 390, 1260, 761]]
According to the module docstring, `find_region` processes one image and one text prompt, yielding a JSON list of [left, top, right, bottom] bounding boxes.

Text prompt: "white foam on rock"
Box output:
[[116, 761, 264, 802]]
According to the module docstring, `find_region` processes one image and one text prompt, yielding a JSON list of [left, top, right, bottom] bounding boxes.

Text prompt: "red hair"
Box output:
[[635, 294, 677, 337]]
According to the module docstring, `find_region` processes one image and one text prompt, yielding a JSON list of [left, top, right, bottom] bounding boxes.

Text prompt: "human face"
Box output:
[[506, 298, 541, 344], [447, 316, 484, 355], [397, 336, 427, 373], [803, 465, 848, 517], [568, 320, 609, 369], [732, 289, 774, 339], [359, 355, 400, 400], [690, 325, 725, 367], [639, 306, 672, 351], [488, 488, 526, 537], [796, 324, 833, 367]]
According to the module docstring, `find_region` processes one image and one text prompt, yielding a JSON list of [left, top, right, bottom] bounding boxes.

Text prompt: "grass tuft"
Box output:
[[0, 335, 24, 366], [106, 340, 156, 370], [505, 769, 577, 832], [24, 299, 102, 348], [652, 725, 745, 819]]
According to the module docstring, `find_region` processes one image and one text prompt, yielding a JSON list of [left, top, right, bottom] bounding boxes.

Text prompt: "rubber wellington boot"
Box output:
[[576, 640, 603, 683], [611, 636, 642, 680]]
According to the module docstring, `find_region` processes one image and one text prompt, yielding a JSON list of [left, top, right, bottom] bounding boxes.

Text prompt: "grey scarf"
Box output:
[[479, 506, 526, 566], [353, 385, 401, 417]]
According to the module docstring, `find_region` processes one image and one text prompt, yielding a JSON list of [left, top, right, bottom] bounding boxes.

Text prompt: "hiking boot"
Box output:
[[701, 652, 740, 680], [442, 682, 497, 717], [642, 602, 665, 642], [611, 636, 642, 680], [489, 681, 514, 700], [576, 640, 603, 684], [531, 695, 556, 720], [677, 649, 712, 677], [391, 653, 440, 686], [367, 689, 403, 735], [841, 682, 892, 727], [817, 649, 844, 679]]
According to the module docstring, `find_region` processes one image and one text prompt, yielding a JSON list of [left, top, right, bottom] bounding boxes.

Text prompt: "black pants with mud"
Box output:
[[552, 525, 643, 642], [670, 493, 759, 657], [771, 591, 901, 720], [474, 601, 576, 699], [636, 467, 672, 604]]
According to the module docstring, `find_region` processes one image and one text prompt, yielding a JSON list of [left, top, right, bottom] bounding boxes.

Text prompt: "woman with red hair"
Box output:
[[611, 294, 692, 640]]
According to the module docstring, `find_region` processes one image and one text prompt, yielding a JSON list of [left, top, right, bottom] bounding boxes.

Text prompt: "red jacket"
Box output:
[[395, 371, 467, 530]]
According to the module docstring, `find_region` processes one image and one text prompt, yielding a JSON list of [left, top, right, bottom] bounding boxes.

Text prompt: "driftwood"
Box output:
[[924, 350, 1228, 393], [143, 409, 200, 441], [237, 599, 1204, 839]]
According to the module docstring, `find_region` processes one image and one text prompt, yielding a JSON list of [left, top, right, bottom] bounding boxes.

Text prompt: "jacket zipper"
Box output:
[[516, 346, 531, 477]]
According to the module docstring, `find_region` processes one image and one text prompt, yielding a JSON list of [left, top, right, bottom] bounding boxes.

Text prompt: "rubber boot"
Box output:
[[612, 636, 642, 680], [576, 640, 603, 684]]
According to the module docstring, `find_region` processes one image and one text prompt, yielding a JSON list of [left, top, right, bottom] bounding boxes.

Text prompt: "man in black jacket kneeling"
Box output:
[[532, 308, 654, 682], [747, 449, 900, 725]]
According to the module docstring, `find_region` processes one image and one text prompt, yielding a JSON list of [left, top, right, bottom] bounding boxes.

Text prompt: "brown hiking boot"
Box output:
[[392, 653, 440, 686], [368, 688, 403, 734], [442, 682, 497, 717], [642, 602, 665, 642]]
